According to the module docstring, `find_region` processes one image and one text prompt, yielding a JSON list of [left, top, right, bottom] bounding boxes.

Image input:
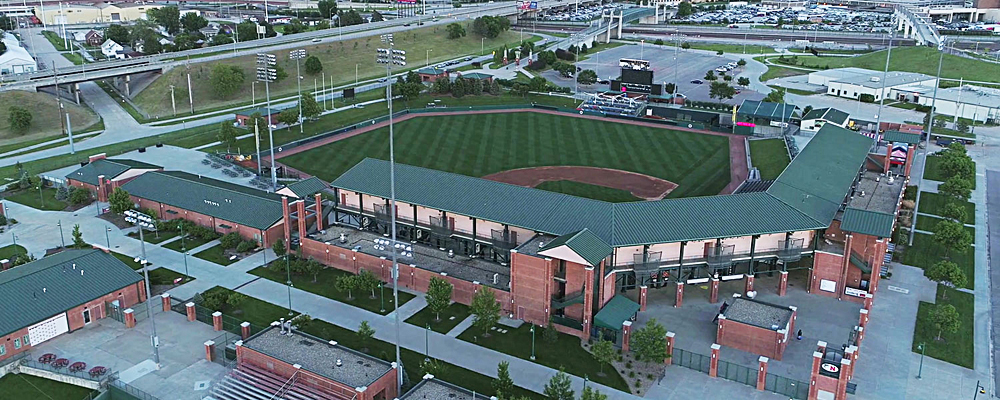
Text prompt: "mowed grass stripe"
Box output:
[[281, 113, 731, 200]]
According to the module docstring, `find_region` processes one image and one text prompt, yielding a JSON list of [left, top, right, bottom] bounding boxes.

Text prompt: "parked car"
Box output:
[[691, 79, 704, 84]]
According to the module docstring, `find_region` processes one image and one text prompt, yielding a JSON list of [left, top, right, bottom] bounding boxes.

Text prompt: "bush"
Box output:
[[859, 93, 875, 103], [55, 186, 69, 201], [236, 240, 257, 253], [554, 49, 575, 61], [526, 60, 547, 71], [220, 232, 242, 249], [68, 187, 92, 205]]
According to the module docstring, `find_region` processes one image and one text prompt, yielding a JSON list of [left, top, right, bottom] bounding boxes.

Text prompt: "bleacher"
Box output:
[[205, 363, 339, 400], [578, 92, 643, 117]]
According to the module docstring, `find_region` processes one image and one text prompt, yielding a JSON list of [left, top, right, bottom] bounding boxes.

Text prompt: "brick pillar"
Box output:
[[621, 321, 632, 352], [745, 274, 755, 294], [123, 309, 136, 328], [241, 322, 251, 340], [582, 266, 595, 337], [717, 315, 726, 343], [186, 302, 196, 321], [778, 271, 789, 296], [709, 343, 721, 377], [904, 144, 916, 177], [839, 234, 853, 301], [282, 196, 291, 246], [204, 340, 215, 362], [665, 332, 675, 365], [864, 296, 873, 310], [161, 293, 171, 312], [296, 200, 307, 237], [836, 358, 851, 399], [817, 340, 828, 354], [884, 143, 892, 173], [855, 326, 864, 347], [709, 278, 720, 303], [639, 286, 648, 311], [213, 311, 223, 331], [674, 282, 684, 308], [846, 345, 859, 372], [809, 351, 823, 400], [844, 346, 856, 381], [314, 193, 324, 231], [757, 356, 769, 391], [859, 308, 869, 329]]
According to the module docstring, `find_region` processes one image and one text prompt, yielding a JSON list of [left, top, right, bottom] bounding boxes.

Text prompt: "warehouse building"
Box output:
[[914, 84, 1000, 123], [809, 68, 936, 102], [0, 32, 37, 75], [34, 2, 161, 25]]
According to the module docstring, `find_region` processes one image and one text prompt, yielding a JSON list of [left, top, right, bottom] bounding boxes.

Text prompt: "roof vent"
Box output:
[[336, 359, 343, 367], [538, 242, 545, 248], [43, 288, 47, 293]]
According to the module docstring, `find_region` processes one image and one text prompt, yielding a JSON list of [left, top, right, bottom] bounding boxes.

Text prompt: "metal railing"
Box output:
[[716, 359, 756, 387], [550, 315, 584, 331], [764, 372, 810, 399]]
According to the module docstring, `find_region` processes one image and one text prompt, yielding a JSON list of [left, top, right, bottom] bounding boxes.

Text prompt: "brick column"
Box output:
[[778, 271, 789, 296], [709, 278, 720, 303], [817, 340, 827, 354], [665, 332, 675, 365], [846, 345, 859, 371], [639, 286, 648, 311], [621, 321, 632, 352], [282, 196, 291, 246], [583, 266, 595, 337], [838, 234, 853, 301], [161, 293, 171, 312], [204, 340, 215, 362], [864, 296, 873, 310], [904, 144, 916, 177], [717, 315, 726, 343], [314, 193, 324, 230], [296, 200, 307, 237], [836, 358, 851, 399], [844, 346, 856, 380], [884, 144, 892, 173], [855, 326, 865, 347], [674, 282, 684, 308], [859, 308, 869, 329], [757, 356, 768, 391], [186, 302, 196, 321], [745, 274, 755, 294], [123, 309, 136, 328], [809, 351, 823, 400], [241, 322, 251, 340], [709, 343, 721, 377], [213, 311, 223, 331]]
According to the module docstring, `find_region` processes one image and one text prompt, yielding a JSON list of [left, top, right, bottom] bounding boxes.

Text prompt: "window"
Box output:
[[13, 338, 19, 349], [0, 343, 5, 355], [22, 335, 29, 346]]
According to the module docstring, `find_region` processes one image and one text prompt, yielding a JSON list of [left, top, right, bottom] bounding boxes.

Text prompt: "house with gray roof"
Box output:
[[66, 155, 162, 202], [800, 107, 851, 133]]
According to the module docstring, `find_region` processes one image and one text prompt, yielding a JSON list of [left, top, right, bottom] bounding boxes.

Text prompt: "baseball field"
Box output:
[[279, 112, 734, 202]]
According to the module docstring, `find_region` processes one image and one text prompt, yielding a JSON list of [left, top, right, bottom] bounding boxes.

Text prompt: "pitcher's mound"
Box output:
[[482, 166, 678, 201]]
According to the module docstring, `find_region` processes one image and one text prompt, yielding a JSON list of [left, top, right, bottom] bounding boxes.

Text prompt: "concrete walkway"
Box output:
[[446, 315, 475, 338]]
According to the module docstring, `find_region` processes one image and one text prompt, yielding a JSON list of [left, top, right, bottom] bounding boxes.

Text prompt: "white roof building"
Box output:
[[912, 85, 1000, 123], [810, 68, 936, 103], [0, 33, 37, 75]]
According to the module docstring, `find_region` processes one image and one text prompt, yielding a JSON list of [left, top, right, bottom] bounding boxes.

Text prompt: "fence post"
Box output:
[[665, 331, 675, 366], [161, 293, 171, 312], [204, 341, 215, 362], [778, 271, 788, 296], [241, 322, 251, 340], [186, 302, 196, 321], [213, 311, 223, 331], [709, 278, 720, 303], [123, 309, 136, 328], [709, 344, 720, 377], [859, 308, 869, 329], [674, 281, 684, 308], [621, 321, 632, 352], [639, 286, 648, 311], [756, 356, 768, 391]]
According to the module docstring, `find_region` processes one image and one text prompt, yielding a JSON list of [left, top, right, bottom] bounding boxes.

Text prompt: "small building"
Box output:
[[416, 66, 448, 83], [0, 249, 146, 363], [716, 296, 797, 361], [914, 85, 1000, 123], [800, 107, 851, 133], [735, 99, 798, 135], [235, 107, 281, 127], [199, 25, 221, 39], [821, 69, 936, 102], [456, 71, 494, 84], [65, 155, 162, 202], [85, 30, 104, 46], [0, 33, 37, 75], [276, 177, 328, 199], [101, 39, 124, 59]]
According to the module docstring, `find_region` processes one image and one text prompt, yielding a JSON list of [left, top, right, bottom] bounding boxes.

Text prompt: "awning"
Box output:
[[594, 295, 641, 330]]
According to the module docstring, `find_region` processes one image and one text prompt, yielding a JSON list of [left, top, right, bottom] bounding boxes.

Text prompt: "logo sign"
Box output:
[[845, 287, 870, 298], [821, 363, 840, 374], [736, 121, 756, 127]]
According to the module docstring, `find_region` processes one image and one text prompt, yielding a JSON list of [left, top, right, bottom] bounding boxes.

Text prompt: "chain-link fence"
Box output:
[[673, 348, 711, 374], [765, 372, 810, 399], [672, 348, 810, 399], [716, 359, 756, 387]]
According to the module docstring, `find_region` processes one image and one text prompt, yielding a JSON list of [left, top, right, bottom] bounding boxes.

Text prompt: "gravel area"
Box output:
[[721, 297, 794, 330]]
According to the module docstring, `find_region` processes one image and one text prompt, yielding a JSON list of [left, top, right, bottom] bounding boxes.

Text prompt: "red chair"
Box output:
[[69, 362, 86, 372], [51, 358, 69, 369], [38, 354, 57, 364], [89, 366, 107, 377]]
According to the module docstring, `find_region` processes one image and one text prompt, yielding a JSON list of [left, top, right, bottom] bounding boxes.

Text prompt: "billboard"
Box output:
[[397, 0, 417, 3], [519, 1, 538, 9], [619, 58, 650, 71]]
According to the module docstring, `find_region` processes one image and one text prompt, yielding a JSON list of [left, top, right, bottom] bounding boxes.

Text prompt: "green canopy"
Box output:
[[594, 295, 641, 330]]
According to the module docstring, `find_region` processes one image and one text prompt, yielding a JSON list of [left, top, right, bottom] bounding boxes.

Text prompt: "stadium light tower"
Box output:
[[290, 49, 307, 134], [376, 33, 406, 391], [873, 22, 895, 151], [123, 209, 160, 366], [256, 53, 278, 189], [910, 38, 947, 246]]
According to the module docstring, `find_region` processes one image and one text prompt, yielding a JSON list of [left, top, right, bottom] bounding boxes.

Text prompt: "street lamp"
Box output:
[[910, 38, 947, 246], [530, 324, 536, 360], [290, 49, 307, 135], [426, 49, 432, 67], [424, 324, 430, 361], [57, 220, 65, 248], [916, 342, 925, 379], [256, 53, 279, 189], [36, 184, 44, 208], [123, 209, 160, 365], [285, 251, 293, 316], [105, 226, 112, 248], [974, 380, 986, 399], [380, 281, 385, 313]]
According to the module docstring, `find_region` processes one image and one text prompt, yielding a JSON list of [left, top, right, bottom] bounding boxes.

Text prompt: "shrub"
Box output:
[[554, 48, 575, 61], [220, 232, 242, 249], [68, 187, 92, 205], [55, 186, 69, 201], [236, 240, 256, 253]]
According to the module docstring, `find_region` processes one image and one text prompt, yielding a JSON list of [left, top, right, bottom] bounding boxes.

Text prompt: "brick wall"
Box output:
[[717, 316, 790, 361], [510, 251, 553, 325], [237, 345, 397, 400], [810, 251, 844, 300], [131, 197, 284, 247]]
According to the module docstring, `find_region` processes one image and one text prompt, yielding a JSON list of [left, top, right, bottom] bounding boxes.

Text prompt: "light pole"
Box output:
[[105, 226, 111, 248], [377, 33, 406, 391], [380, 281, 385, 313], [256, 53, 279, 189], [426, 49, 432, 66], [290, 49, 307, 134], [910, 38, 947, 246], [123, 210, 160, 365], [36, 183, 44, 208], [424, 324, 430, 361], [640, 39, 645, 60], [179, 222, 188, 280], [974, 380, 985, 399], [873, 26, 894, 146], [169, 85, 176, 116], [57, 220, 65, 248], [285, 252, 293, 316], [916, 342, 925, 379], [530, 324, 536, 360]]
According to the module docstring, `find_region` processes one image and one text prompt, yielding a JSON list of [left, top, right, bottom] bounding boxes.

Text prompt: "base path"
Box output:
[[482, 166, 678, 200]]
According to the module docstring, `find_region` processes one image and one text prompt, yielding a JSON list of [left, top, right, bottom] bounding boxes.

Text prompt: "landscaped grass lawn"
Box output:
[[405, 302, 471, 334], [193, 244, 240, 266], [110, 251, 193, 285], [779, 46, 1000, 84], [281, 113, 732, 200], [917, 192, 975, 225], [0, 373, 97, 400], [200, 286, 543, 399], [41, 30, 70, 51], [901, 233, 974, 289], [0, 84, 98, 144], [534, 180, 641, 203], [4, 187, 68, 211], [458, 323, 629, 391], [162, 235, 216, 252], [0, 244, 27, 260], [915, 215, 975, 237], [758, 61, 808, 82], [923, 155, 976, 188], [128, 229, 180, 244], [748, 138, 790, 180], [912, 285, 974, 368], [249, 263, 414, 315]]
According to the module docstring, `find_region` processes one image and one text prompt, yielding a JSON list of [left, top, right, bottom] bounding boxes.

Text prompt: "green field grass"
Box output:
[[249, 263, 415, 315], [748, 138, 790, 180], [0, 91, 99, 146], [0, 374, 97, 400], [917, 192, 975, 225], [3, 187, 68, 211], [0, 244, 27, 261], [405, 302, 471, 334], [778, 46, 1000, 84], [901, 233, 974, 290], [162, 235, 216, 252], [534, 180, 641, 203], [193, 244, 241, 265], [915, 215, 975, 237], [912, 285, 974, 368], [923, 155, 976, 188], [280, 113, 732, 199], [41, 30, 70, 51]]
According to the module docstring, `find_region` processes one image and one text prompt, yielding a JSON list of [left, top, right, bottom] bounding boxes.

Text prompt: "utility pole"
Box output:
[[257, 53, 279, 189], [290, 49, 307, 134], [124, 210, 160, 365], [873, 27, 894, 146], [65, 112, 74, 154], [187, 65, 194, 114], [169, 84, 177, 116], [321, 72, 326, 110], [910, 38, 947, 246]]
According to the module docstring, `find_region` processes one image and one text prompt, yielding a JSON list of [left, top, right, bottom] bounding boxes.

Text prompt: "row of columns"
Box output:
[[665, 269, 788, 309], [158, 293, 253, 363]]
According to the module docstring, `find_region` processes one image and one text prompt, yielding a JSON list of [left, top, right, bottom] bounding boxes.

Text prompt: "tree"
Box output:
[[371, 10, 384, 22], [68, 187, 91, 205], [336, 274, 358, 299], [802, 105, 814, 117], [209, 33, 234, 46], [681, 42, 691, 50], [419, 358, 445, 376], [538, 50, 557, 65], [956, 119, 970, 133], [357, 320, 375, 352], [493, 361, 514, 399], [105, 24, 130, 45], [591, 339, 616, 376], [304, 55, 323, 75], [577, 69, 597, 85], [148, 6, 181, 34], [426, 277, 453, 321], [723, 75, 733, 82], [272, 239, 286, 257], [925, 260, 967, 293], [181, 13, 208, 33], [395, 81, 423, 101], [217, 121, 239, 152], [704, 70, 716, 81], [338, 10, 364, 27], [653, 39, 664, 46], [528, 76, 548, 92], [632, 318, 668, 364], [452, 78, 467, 98], [764, 88, 785, 103], [71, 224, 86, 248], [303, 259, 323, 283], [7, 106, 31, 132], [432, 77, 452, 94], [489, 79, 501, 95], [930, 303, 960, 341], [278, 109, 299, 129], [210, 65, 245, 99], [318, 0, 337, 18], [543, 368, 574, 400], [939, 143, 974, 181], [941, 202, 968, 224], [445, 22, 468, 39], [737, 76, 750, 87], [542, 320, 558, 343], [581, 387, 608, 400], [226, 292, 248, 308], [109, 187, 133, 214], [709, 81, 737, 100], [356, 269, 380, 298], [301, 93, 321, 119], [471, 15, 510, 38], [676, 1, 694, 17], [290, 313, 313, 330], [737, 59, 747, 67], [716, 50, 724, 56], [938, 175, 973, 202], [470, 288, 501, 337], [933, 219, 973, 257]]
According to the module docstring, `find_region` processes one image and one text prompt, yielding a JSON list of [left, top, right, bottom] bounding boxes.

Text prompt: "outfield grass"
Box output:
[[917, 192, 975, 225], [0, 374, 97, 400], [133, 25, 537, 116], [281, 113, 731, 199], [923, 155, 976, 188], [193, 244, 240, 266], [748, 138, 790, 180], [901, 233, 974, 289], [405, 302, 471, 334], [0, 91, 99, 145], [4, 187, 68, 211], [912, 285, 974, 369], [915, 215, 975, 237], [248, 263, 415, 315], [777, 46, 1000, 84], [201, 287, 543, 399], [534, 180, 641, 202]]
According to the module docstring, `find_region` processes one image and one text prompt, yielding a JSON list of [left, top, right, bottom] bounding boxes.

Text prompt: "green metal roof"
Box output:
[[122, 171, 285, 230], [416, 67, 447, 75], [802, 108, 850, 125], [236, 107, 281, 117], [737, 100, 797, 121], [594, 295, 640, 330], [460, 72, 493, 80], [767, 124, 873, 225], [283, 177, 327, 198], [66, 158, 161, 186], [883, 130, 922, 145], [0, 249, 143, 337], [538, 229, 613, 267], [840, 208, 895, 238]]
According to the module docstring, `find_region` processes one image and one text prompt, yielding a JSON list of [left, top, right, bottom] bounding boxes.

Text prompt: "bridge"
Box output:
[[544, 7, 655, 50]]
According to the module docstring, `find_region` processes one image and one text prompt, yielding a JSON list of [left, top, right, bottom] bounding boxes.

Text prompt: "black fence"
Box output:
[[672, 348, 810, 399]]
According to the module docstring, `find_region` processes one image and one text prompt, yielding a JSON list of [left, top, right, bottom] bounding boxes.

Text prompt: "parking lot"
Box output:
[[676, 4, 894, 34], [537, 2, 627, 22]]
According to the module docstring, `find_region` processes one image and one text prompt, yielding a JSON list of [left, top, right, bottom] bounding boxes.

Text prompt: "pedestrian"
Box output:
[[713, 301, 728, 323], [797, 329, 803, 340]]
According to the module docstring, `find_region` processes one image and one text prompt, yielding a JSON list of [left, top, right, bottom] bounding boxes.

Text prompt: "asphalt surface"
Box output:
[[988, 170, 1000, 394]]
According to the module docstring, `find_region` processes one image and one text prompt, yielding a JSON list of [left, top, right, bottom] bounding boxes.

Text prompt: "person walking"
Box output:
[[797, 329, 803, 340]]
